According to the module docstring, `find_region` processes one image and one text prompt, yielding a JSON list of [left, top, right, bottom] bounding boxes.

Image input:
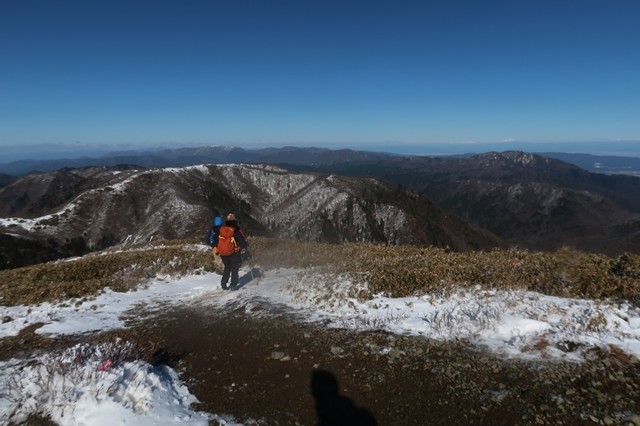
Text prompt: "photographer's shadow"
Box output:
[[311, 369, 377, 426], [234, 267, 262, 290]]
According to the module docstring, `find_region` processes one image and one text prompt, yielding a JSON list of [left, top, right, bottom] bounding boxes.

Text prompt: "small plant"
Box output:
[[338, 312, 408, 330], [96, 336, 160, 367], [1, 338, 162, 424], [609, 254, 638, 278], [608, 344, 633, 364], [425, 299, 503, 337], [586, 312, 608, 332], [534, 336, 550, 350]]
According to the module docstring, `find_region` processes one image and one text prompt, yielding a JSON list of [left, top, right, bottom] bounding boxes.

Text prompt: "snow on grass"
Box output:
[[0, 343, 209, 426], [2, 265, 640, 424], [0, 272, 248, 425], [229, 269, 640, 361]]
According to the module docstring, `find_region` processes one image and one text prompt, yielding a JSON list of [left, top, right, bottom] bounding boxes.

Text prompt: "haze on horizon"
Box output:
[[1, 0, 639, 159]]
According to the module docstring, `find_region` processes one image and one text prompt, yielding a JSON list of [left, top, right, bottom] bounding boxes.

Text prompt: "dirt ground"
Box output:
[[2, 299, 639, 426], [119, 301, 640, 426]]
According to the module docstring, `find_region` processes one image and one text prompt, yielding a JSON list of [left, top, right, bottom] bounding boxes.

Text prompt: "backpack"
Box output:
[[217, 225, 239, 256]]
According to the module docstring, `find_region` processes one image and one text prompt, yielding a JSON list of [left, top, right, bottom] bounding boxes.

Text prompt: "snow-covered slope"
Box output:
[[0, 164, 503, 267]]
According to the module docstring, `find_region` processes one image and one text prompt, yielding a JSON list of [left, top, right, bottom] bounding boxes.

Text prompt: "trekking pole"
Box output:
[[248, 250, 255, 281], [244, 249, 255, 281]]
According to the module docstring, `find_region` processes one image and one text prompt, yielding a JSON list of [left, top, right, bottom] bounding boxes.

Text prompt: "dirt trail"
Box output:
[[124, 303, 640, 426]]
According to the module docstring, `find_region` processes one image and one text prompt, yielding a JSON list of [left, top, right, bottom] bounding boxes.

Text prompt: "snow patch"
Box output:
[[2, 263, 640, 423]]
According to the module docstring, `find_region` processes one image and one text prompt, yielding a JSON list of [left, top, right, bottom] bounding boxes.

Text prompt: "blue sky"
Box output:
[[1, 0, 639, 156]]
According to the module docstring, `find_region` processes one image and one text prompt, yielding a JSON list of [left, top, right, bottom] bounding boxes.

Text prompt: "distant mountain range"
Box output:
[[542, 152, 640, 177], [0, 163, 502, 269], [1, 146, 639, 269], [2, 145, 640, 177], [301, 151, 640, 255]]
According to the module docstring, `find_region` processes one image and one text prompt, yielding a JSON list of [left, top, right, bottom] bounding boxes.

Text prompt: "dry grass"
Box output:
[[608, 344, 634, 365], [0, 241, 219, 306], [521, 337, 551, 355], [1, 237, 639, 307], [251, 239, 640, 303], [585, 345, 635, 365]]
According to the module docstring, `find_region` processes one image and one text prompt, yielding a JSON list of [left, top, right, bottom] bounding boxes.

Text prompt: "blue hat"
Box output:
[[213, 216, 223, 226]]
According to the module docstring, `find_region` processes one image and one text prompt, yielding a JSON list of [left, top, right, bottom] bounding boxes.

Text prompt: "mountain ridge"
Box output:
[[302, 151, 640, 255], [2, 146, 640, 264], [3, 144, 640, 176], [0, 163, 503, 269]]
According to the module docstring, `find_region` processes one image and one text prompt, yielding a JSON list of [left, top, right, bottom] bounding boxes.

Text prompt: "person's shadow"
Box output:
[[234, 267, 262, 290], [311, 369, 377, 426]]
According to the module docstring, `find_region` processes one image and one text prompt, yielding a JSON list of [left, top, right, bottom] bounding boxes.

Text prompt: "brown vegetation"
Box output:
[[1, 238, 639, 308], [252, 238, 640, 303]]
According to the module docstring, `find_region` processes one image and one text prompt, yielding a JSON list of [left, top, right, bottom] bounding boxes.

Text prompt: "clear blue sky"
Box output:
[[1, 0, 639, 153]]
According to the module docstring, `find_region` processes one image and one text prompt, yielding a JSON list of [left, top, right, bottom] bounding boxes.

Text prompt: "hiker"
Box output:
[[215, 212, 248, 290], [209, 214, 223, 250], [209, 214, 222, 248], [209, 213, 224, 269]]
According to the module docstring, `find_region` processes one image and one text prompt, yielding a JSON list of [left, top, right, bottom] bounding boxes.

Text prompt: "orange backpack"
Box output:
[[217, 226, 239, 256]]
